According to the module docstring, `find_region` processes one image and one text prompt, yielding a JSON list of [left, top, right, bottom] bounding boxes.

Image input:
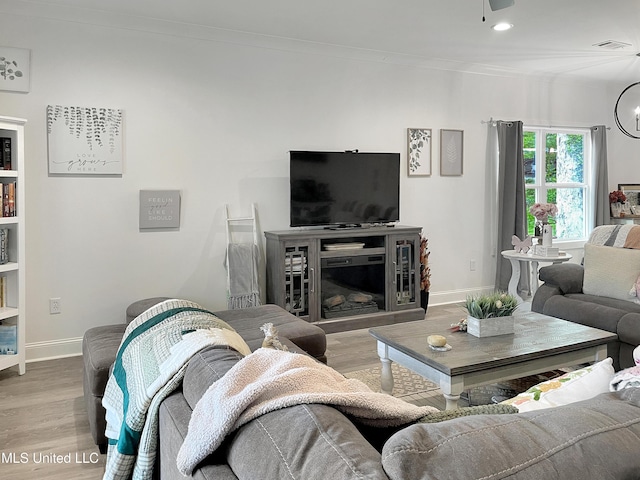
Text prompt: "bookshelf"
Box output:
[[0, 116, 26, 375]]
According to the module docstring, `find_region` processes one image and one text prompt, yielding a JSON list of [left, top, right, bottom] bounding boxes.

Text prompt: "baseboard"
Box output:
[[26, 337, 83, 363], [428, 286, 495, 306]]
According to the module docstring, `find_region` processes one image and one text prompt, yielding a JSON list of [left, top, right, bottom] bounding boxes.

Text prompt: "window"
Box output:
[[524, 127, 590, 242]]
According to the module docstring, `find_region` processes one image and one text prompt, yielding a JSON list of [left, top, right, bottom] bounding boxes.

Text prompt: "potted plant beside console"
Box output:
[[464, 291, 518, 337]]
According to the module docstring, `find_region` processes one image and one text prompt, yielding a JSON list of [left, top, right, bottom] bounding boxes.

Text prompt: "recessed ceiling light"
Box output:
[[492, 22, 513, 31]]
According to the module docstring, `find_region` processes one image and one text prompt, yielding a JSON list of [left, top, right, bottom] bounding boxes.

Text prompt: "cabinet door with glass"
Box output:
[[388, 234, 420, 310], [263, 236, 320, 322]]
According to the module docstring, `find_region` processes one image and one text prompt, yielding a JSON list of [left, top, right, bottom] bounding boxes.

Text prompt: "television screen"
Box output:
[[290, 151, 400, 227]]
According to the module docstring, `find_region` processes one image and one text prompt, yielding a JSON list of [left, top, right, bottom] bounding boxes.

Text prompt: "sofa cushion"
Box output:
[[501, 357, 614, 412], [382, 389, 640, 480], [538, 262, 584, 294], [542, 294, 627, 332], [583, 243, 640, 303], [227, 403, 389, 480], [159, 392, 238, 480], [183, 347, 245, 410]]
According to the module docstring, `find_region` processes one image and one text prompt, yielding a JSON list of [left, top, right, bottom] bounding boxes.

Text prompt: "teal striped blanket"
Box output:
[[102, 299, 251, 480]]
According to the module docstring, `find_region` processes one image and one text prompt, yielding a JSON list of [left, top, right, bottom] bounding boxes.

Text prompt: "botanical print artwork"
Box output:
[[0, 47, 30, 93], [407, 128, 432, 176], [440, 129, 463, 176], [47, 105, 124, 175]]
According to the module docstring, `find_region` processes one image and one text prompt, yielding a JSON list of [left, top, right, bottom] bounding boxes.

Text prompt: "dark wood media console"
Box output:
[[265, 225, 425, 333]]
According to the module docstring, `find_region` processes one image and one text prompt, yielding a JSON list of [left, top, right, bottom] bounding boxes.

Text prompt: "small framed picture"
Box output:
[[618, 184, 640, 206], [440, 129, 464, 176], [407, 128, 432, 176], [0, 47, 31, 93]]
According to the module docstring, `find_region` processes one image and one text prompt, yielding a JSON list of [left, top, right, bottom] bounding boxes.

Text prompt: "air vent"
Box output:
[[593, 40, 632, 50]]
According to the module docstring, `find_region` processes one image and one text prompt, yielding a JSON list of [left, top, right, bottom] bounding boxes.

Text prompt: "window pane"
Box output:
[[554, 187, 585, 240], [545, 134, 557, 183], [524, 131, 536, 184], [525, 188, 537, 236], [555, 133, 584, 183]]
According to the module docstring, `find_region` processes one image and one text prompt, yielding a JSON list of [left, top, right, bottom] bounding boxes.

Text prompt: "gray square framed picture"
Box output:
[[440, 129, 464, 176], [139, 190, 181, 230]]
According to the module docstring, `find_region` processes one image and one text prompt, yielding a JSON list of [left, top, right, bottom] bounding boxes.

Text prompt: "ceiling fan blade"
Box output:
[[488, 0, 515, 11]]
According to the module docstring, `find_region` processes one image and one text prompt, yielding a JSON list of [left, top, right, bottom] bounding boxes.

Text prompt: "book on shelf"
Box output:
[[0, 228, 7, 265], [1, 181, 16, 217], [0, 323, 17, 354], [0, 276, 6, 307], [0, 137, 11, 170]]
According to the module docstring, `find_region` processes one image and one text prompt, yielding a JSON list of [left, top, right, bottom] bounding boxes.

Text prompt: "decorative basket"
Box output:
[[467, 315, 515, 338]]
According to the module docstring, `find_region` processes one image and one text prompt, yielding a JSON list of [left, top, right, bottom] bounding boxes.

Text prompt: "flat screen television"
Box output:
[[290, 150, 400, 227]]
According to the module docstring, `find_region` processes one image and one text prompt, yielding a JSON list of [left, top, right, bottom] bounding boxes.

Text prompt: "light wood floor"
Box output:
[[0, 303, 463, 480]]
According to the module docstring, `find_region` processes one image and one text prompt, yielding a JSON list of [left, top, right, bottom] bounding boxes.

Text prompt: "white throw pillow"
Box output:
[[501, 357, 615, 412], [582, 244, 640, 302]]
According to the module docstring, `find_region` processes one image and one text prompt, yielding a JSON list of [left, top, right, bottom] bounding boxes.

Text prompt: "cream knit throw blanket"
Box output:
[[177, 348, 438, 476]]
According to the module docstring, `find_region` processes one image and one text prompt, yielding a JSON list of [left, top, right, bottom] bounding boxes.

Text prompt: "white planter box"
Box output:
[[467, 315, 515, 337]]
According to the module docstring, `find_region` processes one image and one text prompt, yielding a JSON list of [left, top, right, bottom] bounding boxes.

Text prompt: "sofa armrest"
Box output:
[[538, 263, 584, 294]]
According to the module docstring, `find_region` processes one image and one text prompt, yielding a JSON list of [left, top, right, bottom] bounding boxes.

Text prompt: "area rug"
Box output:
[[345, 364, 566, 405], [344, 364, 439, 398]]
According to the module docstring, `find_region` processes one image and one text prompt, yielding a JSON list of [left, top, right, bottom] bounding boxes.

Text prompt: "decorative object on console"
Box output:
[[47, 105, 124, 175], [463, 291, 518, 337], [439, 129, 464, 176], [407, 128, 432, 176], [511, 234, 532, 253], [0, 46, 30, 93]]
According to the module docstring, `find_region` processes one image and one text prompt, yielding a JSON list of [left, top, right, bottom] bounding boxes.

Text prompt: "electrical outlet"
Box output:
[[470, 259, 477, 271], [49, 298, 62, 315]]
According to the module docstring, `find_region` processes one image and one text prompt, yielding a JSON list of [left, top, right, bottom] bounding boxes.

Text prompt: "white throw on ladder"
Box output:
[[224, 204, 262, 309]]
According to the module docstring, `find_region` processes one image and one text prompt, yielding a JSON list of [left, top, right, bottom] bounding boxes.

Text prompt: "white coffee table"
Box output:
[[501, 249, 572, 302]]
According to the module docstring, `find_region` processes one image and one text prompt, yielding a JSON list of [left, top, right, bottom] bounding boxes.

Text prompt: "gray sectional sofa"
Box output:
[[159, 344, 640, 480], [532, 225, 640, 371], [85, 298, 640, 479]]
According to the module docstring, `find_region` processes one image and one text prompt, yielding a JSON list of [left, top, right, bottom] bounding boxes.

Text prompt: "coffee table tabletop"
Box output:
[[369, 310, 617, 409]]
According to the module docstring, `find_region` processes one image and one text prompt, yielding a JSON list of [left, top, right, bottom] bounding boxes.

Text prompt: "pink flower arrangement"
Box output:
[[529, 203, 558, 223]]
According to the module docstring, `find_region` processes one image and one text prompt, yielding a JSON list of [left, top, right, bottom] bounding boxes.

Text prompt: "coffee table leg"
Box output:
[[441, 379, 465, 410], [376, 342, 394, 394], [380, 358, 394, 394]]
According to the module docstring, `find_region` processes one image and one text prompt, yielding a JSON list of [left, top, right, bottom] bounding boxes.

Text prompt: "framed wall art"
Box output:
[[139, 190, 181, 230], [0, 47, 30, 93], [407, 128, 432, 176], [440, 129, 464, 176], [47, 105, 124, 175]]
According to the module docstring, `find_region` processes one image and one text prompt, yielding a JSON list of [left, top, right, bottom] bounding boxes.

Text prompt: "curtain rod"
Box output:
[[481, 119, 610, 130]]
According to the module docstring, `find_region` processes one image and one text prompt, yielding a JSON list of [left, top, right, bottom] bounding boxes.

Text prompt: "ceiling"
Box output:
[[14, 0, 640, 84]]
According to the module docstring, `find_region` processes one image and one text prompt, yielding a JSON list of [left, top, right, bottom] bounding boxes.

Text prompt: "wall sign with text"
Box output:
[[139, 190, 181, 230], [47, 105, 123, 175]]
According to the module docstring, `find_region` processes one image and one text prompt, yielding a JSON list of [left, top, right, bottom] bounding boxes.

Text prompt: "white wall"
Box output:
[[0, 7, 635, 361]]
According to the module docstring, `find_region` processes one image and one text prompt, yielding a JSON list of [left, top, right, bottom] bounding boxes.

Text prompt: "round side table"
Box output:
[[501, 249, 573, 303]]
